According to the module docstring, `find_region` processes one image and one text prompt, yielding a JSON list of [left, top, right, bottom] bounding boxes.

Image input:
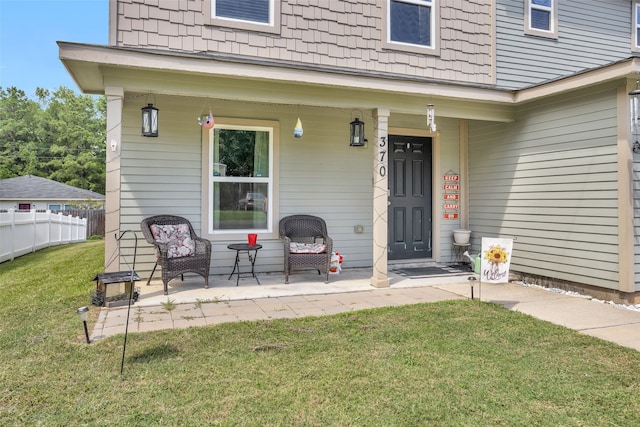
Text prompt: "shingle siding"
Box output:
[[114, 0, 494, 85]]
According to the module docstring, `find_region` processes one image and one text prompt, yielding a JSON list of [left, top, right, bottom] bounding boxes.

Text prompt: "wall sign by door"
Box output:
[[442, 171, 460, 219]]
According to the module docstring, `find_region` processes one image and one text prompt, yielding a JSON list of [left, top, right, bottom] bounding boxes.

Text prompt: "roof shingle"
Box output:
[[0, 175, 105, 201]]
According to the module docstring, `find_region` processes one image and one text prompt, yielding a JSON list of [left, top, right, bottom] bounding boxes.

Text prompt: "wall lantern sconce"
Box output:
[[427, 103, 437, 132], [76, 306, 90, 344], [141, 103, 159, 137], [350, 117, 365, 146]]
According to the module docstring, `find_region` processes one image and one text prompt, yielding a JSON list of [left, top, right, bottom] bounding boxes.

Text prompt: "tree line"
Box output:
[[0, 86, 106, 194]]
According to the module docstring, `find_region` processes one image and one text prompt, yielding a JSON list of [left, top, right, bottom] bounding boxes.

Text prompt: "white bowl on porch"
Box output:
[[453, 229, 471, 245]]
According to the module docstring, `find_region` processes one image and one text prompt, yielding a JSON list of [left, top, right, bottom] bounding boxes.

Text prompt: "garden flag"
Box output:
[[480, 237, 513, 283]]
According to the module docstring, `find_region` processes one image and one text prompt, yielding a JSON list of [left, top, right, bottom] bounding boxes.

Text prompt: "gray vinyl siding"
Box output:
[[119, 96, 206, 275], [496, 0, 632, 89], [278, 106, 374, 269], [435, 118, 462, 263], [119, 96, 375, 279], [468, 84, 620, 290]]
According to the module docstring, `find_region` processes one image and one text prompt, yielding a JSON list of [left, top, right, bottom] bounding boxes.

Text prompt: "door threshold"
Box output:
[[388, 259, 437, 269]]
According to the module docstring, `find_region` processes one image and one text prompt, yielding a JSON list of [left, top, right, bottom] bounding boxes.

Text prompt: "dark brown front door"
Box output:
[[388, 135, 432, 260]]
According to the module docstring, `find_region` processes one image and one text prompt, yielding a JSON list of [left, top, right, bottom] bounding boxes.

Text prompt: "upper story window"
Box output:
[[202, 119, 280, 241], [525, 0, 558, 39], [215, 0, 269, 24], [383, 0, 440, 55], [205, 0, 281, 35]]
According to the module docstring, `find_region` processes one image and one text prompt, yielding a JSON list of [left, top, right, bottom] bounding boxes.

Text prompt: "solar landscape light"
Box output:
[[76, 306, 90, 344]]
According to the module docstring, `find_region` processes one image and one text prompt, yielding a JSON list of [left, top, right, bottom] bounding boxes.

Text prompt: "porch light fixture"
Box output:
[[349, 117, 365, 146], [141, 103, 159, 137], [629, 79, 640, 153], [76, 306, 90, 344], [427, 104, 437, 132]]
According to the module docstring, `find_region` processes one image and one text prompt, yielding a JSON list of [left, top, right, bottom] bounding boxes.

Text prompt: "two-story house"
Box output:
[[60, 0, 640, 303]]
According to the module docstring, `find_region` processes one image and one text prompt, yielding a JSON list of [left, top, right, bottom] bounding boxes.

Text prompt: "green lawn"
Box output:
[[1, 241, 639, 426]]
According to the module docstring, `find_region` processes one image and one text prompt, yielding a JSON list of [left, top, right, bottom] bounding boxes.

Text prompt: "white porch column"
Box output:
[[104, 86, 123, 272], [371, 108, 390, 288], [618, 84, 635, 293]]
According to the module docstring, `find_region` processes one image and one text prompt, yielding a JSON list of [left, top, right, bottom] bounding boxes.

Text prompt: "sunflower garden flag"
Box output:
[[480, 237, 513, 283]]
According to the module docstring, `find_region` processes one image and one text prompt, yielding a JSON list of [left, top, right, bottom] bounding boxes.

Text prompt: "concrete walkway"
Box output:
[[91, 268, 640, 352]]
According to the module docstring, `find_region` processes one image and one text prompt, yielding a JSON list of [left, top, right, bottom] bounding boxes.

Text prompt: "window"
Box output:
[[204, 0, 281, 34], [48, 204, 61, 211], [18, 203, 30, 211], [525, 0, 558, 38], [215, 0, 269, 24], [203, 120, 279, 240], [383, 0, 439, 55]]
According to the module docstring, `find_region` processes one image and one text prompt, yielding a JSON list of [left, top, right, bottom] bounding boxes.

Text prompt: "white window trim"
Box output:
[[201, 118, 280, 242], [203, 0, 281, 35], [382, 0, 440, 56], [524, 0, 558, 39], [632, 2, 640, 52]]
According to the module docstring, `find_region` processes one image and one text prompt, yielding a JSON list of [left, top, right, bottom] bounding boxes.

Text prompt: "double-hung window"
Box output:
[[525, 0, 558, 38], [205, 0, 280, 34], [203, 119, 279, 240], [384, 0, 439, 55]]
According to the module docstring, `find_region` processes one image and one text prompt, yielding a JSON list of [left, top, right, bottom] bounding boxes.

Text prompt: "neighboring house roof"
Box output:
[[0, 175, 105, 201]]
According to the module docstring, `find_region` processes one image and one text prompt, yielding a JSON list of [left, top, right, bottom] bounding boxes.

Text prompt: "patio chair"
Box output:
[[140, 215, 211, 295], [279, 214, 333, 284]]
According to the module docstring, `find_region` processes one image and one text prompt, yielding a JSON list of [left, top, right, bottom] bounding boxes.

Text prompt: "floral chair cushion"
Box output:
[[289, 242, 327, 254], [150, 223, 195, 258]]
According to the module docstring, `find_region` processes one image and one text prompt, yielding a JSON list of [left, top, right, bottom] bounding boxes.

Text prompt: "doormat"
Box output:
[[392, 266, 469, 278]]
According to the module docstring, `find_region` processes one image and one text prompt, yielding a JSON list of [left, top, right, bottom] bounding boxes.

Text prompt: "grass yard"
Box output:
[[1, 241, 639, 426]]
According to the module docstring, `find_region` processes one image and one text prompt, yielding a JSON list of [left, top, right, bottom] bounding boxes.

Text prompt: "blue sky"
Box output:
[[0, 0, 108, 97]]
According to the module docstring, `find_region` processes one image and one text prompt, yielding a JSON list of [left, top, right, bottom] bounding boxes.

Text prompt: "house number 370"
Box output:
[[378, 136, 387, 177]]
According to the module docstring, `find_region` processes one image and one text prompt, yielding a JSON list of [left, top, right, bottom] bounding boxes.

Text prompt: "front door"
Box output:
[[388, 135, 432, 260]]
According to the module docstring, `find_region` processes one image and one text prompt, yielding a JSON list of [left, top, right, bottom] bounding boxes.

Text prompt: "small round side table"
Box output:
[[227, 243, 262, 286]]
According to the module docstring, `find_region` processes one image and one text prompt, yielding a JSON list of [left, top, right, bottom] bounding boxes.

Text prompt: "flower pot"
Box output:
[[453, 229, 471, 245]]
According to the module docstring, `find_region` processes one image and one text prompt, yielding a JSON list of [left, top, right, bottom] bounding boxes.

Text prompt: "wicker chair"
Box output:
[[279, 214, 333, 284], [140, 215, 211, 295]]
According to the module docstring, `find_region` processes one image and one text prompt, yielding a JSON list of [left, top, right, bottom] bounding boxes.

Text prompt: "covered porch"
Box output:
[[60, 41, 516, 289]]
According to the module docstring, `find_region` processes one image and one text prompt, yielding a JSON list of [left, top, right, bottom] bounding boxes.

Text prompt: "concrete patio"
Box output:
[[91, 268, 640, 352]]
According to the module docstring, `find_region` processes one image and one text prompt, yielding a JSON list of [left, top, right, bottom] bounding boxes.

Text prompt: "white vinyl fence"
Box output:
[[0, 209, 87, 263]]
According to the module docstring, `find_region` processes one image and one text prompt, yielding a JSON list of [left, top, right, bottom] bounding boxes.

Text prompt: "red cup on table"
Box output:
[[248, 233, 258, 246]]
